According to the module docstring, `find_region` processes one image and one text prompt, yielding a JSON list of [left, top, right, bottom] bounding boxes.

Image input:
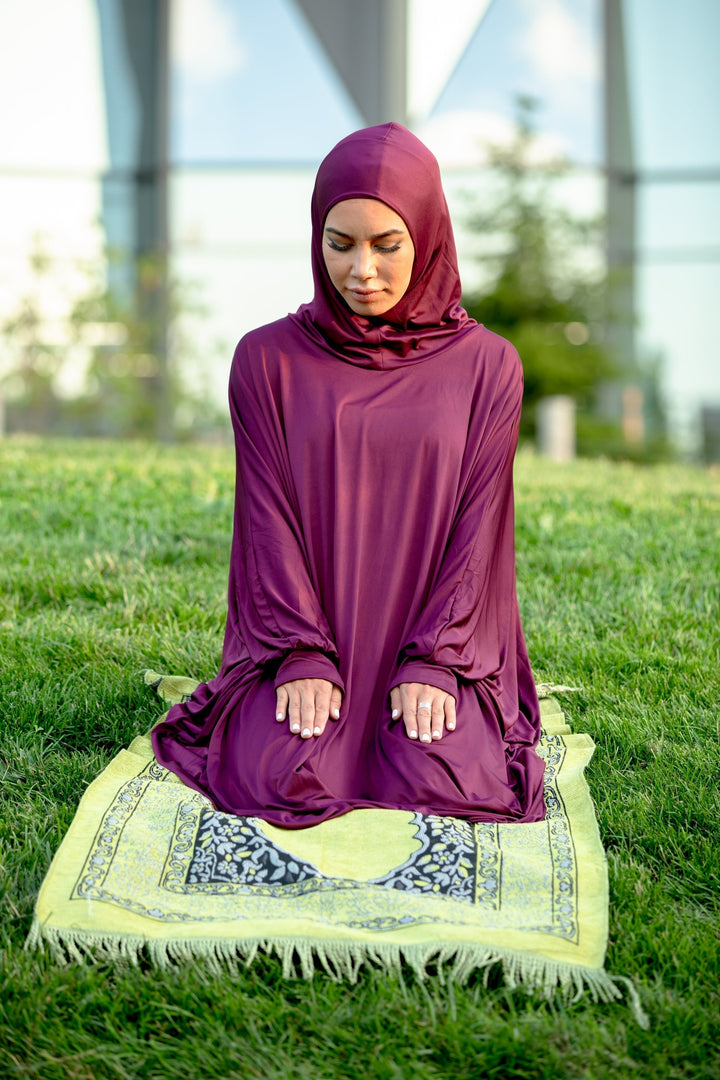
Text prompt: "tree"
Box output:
[[462, 98, 617, 443], [0, 244, 67, 433], [1, 245, 225, 441]]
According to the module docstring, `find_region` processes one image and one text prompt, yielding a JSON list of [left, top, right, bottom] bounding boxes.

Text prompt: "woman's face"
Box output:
[[322, 198, 415, 317]]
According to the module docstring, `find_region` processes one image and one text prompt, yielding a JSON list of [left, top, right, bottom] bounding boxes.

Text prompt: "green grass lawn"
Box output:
[[1, 437, 718, 1079]]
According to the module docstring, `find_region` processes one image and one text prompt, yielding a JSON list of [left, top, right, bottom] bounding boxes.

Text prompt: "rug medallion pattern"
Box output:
[[70, 728, 578, 942]]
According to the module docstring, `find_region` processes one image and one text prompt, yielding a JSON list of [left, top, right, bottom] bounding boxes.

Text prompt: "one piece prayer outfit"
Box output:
[[152, 123, 546, 827]]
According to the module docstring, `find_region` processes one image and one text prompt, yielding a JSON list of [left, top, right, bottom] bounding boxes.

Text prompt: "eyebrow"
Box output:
[[325, 226, 405, 240]]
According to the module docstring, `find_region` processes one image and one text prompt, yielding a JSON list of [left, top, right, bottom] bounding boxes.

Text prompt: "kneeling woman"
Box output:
[[152, 123, 546, 828]]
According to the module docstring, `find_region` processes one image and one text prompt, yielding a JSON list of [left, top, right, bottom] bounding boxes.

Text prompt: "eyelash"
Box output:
[[326, 239, 402, 254]]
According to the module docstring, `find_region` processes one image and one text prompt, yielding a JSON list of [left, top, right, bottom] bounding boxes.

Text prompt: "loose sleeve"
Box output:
[[390, 344, 528, 724], [223, 342, 344, 692]]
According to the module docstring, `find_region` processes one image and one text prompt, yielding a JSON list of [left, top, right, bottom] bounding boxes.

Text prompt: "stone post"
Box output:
[[536, 396, 577, 462]]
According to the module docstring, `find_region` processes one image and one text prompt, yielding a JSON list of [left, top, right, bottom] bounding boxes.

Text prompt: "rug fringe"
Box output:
[[25, 916, 646, 1024]]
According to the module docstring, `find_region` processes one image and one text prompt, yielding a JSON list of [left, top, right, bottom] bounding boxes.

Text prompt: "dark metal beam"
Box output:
[[295, 0, 408, 127], [604, 0, 636, 368], [97, 0, 171, 439]]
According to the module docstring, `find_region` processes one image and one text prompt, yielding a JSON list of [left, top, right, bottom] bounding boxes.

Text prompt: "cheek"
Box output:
[[396, 252, 415, 292], [322, 249, 344, 289]]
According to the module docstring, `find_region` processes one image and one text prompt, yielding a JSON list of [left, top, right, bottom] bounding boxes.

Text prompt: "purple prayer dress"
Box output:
[[152, 124, 546, 827]]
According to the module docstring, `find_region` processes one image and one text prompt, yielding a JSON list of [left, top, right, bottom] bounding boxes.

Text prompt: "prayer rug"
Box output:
[[27, 676, 640, 1014]]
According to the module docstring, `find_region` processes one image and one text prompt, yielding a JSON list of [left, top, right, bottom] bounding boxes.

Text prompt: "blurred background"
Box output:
[[1, 0, 718, 459]]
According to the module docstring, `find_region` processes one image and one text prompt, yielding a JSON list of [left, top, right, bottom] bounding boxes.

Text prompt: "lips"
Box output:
[[348, 289, 384, 303]]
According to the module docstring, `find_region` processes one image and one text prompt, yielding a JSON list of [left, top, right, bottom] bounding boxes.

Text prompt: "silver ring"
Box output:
[[417, 701, 432, 711]]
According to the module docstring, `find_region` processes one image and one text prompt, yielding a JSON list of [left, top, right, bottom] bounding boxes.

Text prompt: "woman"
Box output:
[[152, 123, 546, 828]]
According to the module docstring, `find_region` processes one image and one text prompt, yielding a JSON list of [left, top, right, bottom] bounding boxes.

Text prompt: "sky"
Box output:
[[0, 0, 718, 448], [169, 0, 602, 165]]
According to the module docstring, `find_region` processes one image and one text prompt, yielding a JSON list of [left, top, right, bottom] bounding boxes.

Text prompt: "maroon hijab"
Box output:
[[291, 123, 475, 366]]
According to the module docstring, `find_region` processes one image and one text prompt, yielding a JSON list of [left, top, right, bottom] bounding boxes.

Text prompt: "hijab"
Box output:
[[290, 123, 476, 367]]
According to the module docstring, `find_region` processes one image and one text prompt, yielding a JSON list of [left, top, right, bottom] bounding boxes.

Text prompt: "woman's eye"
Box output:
[[376, 243, 401, 254], [327, 238, 352, 251]]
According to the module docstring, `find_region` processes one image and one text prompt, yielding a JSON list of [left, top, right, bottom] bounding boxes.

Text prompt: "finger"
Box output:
[[288, 692, 302, 735], [300, 693, 316, 739], [312, 687, 331, 736], [275, 686, 288, 722], [329, 685, 343, 722], [416, 694, 432, 744], [400, 687, 419, 741], [389, 686, 402, 722], [445, 695, 457, 733], [431, 698, 445, 741]]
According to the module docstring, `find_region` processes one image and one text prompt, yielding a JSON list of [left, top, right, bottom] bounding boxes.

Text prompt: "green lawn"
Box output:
[[1, 437, 718, 1080]]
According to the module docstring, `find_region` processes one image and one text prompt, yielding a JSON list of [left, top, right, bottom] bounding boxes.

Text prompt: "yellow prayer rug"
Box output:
[[27, 679, 639, 1015]]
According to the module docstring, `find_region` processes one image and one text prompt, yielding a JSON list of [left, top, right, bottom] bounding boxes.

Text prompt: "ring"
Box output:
[[417, 701, 432, 711]]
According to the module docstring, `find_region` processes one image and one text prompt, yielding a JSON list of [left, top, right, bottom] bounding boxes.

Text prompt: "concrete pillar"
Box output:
[[621, 384, 645, 446], [701, 406, 720, 463], [536, 396, 577, 462]]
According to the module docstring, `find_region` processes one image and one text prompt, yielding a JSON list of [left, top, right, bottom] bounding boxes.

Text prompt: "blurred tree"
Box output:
[[0, 244, 66, 433], [69, 253, 181, 439], [462, 97, 619, 447], [0, 245, 226, 441]]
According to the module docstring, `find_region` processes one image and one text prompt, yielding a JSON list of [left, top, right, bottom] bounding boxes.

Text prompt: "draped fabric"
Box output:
[[152, 124, 545, 828]]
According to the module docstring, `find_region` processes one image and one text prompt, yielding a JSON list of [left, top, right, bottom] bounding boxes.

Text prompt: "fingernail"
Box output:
[[421, 733, 431, 743], [432, 731, 441, 740], [302, 728, 311, 738], [409, 730, 418, 739], [391, 709, 399, 719], [447, 722, 455, 731], [276, 713, 284, 721], [313, 726, 321, 735], [332, 708, 340, 719], [291, 724, 300, 733]]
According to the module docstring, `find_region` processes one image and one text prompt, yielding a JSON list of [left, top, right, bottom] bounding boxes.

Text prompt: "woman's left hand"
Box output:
[[389, 683, 456, 743]]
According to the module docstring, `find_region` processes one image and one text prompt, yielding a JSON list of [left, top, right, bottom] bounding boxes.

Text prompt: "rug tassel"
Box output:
[[611, 975, 650, 1029], [25, 919, 647, 1025]]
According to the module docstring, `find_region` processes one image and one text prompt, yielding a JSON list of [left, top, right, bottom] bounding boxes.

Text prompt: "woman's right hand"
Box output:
[[275, 679, 343, 739]]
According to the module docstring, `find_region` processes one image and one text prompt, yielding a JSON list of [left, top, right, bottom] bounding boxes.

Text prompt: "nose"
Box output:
[[351, 244, 377, 280]]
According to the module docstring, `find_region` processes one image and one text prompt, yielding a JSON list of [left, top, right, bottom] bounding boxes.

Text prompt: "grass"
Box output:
[[1, 436, 719, 1079]]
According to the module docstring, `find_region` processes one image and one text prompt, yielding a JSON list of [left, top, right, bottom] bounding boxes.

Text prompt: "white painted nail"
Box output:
[[314, 726, 321, 735], [291, 724, 300, 733], [276, 713, 284, 721], [333, 708, 340, 719], [391, 709, 399, 719], [421, 733, 431, 743], [302, 728, 311, 738], [409, 730, 418, 739]]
